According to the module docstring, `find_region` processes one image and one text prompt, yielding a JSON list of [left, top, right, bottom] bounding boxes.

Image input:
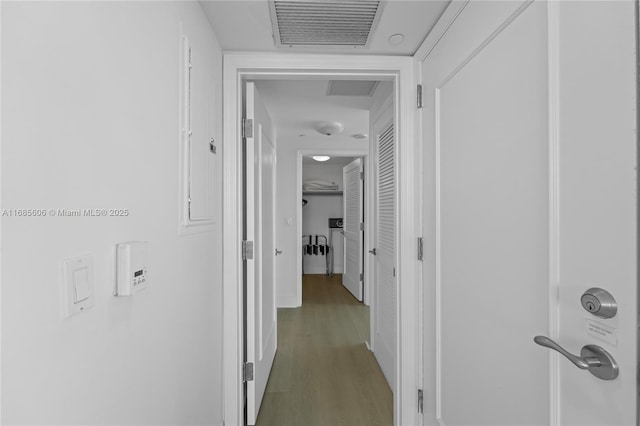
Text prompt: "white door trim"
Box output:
[[546, 2, 560, 423], [296, 149, 369, 308], [0, 2, 4, 421], [222, 53, 420, 426]]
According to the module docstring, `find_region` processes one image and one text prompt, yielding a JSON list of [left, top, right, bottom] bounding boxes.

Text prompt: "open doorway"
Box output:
[[301, 155, 357, 279], [222, 53, 421, 426], [301, 154, 367, 297], [300, 154, 367, 300], [243, 76, 400, 424], [246, 77, 391, 425], [300, 154, 369, 341]]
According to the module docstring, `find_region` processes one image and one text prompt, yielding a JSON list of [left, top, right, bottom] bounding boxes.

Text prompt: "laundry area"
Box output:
[[301, 157, 354, 277]]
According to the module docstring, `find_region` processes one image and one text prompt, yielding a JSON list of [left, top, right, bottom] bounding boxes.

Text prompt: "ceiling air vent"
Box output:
[[269, 1, 382, 48], [327, 80, 379, 96]]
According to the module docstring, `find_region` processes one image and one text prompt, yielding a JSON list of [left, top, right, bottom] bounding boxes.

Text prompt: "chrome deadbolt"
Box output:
[[581, 287, 617, 319]]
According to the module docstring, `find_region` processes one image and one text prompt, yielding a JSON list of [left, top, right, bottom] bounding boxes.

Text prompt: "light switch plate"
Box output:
[[62, 254, 95, 318]]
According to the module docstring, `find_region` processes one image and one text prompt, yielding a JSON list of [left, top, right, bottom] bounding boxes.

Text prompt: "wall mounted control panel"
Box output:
[[115, 241, 148, 296]]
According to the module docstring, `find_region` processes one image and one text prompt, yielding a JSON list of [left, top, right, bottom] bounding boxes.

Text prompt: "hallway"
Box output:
[[256, 275, 392, 426], [3, 2, 637, 425]]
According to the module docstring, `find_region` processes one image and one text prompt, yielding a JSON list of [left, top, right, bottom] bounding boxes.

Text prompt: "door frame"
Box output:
[[296, 149, 369, 307], [222, 53, 420, 426]]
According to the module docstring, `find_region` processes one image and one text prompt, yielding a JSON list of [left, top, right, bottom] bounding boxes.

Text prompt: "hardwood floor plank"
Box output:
[[256, 274, 392, 426]]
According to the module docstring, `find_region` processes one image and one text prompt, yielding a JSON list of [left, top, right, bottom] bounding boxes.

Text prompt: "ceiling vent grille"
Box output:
[[269, 1, 382, 48], [327, 80, 379, 96]]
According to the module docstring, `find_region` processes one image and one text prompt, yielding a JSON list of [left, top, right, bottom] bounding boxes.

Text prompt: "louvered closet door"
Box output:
[[374, 113, 396, 390], [343, 158, 364, 301]]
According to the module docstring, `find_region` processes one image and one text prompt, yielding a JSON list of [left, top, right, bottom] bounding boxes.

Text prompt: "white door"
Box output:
[[419, 1, 637, 425], [370, 82, 396, 390], [244, 81, 277, 426], [343, 158, 364, 301]]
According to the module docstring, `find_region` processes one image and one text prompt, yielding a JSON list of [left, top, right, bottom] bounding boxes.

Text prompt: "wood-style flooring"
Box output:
[[255, 274, 393, 426]]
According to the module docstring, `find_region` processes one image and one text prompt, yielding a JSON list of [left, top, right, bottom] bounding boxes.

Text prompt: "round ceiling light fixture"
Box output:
[[352, 133, 368, 139], [312, 156, 331, 162], [388, 33, 405, 46], [315, 121, 344, 136]]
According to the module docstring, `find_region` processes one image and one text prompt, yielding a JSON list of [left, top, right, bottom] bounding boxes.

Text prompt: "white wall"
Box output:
[[1, 2, 223, 425], [302, 163, 348, 275], [276, 139, 367, 307]]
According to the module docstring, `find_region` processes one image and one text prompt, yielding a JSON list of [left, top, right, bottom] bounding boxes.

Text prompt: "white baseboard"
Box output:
[[278, 294, 299, 308], [303, 268, 330, 275]]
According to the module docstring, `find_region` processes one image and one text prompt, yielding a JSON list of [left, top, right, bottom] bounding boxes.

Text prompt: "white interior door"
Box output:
[[244, 81, 277, 426], [343, 158, 364, 301], [370, 82, 396, 390], [419, 1, 637, 425]]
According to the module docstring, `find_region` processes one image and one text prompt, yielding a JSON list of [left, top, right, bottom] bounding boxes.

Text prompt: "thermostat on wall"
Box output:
[[115, 241, 148, 296]]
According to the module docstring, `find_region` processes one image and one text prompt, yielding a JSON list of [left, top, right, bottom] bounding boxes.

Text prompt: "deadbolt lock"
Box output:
[[581, 288, 617, 319]]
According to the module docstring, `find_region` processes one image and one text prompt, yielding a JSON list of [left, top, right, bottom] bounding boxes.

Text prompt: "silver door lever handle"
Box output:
[[533, 336, 599, 369], [533, 335, 618, 380], [275, 249, 283, 256], [369, 248, 376, 255]]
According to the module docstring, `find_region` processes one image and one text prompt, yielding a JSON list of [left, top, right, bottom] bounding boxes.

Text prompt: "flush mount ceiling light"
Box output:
[[316, 121, 344, 136], [312, 156, 331, 162], [352, 133, 368, 139]]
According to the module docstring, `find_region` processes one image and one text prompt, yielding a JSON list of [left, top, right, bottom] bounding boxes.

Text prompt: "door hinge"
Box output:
[[393, 267, 396, 277], [417, 237, 424, 261], [360, 222, 364, 231], [359, 273, 364, 281], [242, 118, 253, 138], [417, 389, 424, 413], [417, 84, 423, 109], [243, 362, 254, 382], [360, 171, 364, 180], [242, 240, 254, 260]]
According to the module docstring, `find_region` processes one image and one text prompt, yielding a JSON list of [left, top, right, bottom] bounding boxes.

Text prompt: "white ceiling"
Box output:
[[254, 79, 375, 144], [199, 0, 450, 56]]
